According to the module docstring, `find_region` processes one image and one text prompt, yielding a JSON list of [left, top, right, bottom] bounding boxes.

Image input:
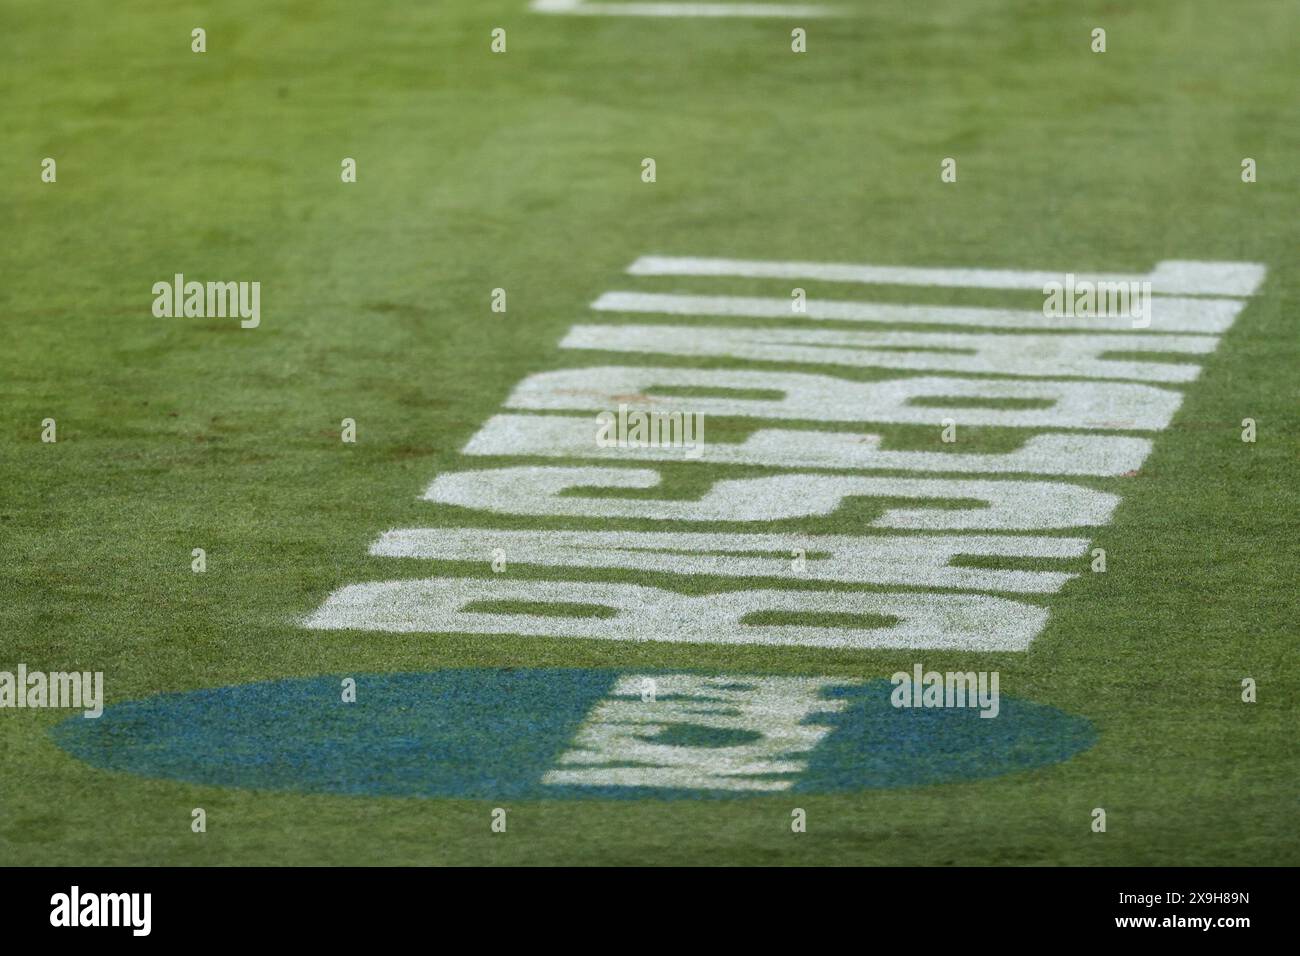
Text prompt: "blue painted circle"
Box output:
[[52, 670, 1095, 799]]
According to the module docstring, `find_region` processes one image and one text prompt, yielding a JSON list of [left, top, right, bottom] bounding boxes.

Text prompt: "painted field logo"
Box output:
[[53, 669, 1094, 798], [306, 252, 1265, 653]]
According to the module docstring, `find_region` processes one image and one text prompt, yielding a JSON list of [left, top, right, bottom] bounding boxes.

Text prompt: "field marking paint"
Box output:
[[563, 324, 1218, 382], [627, 256, 1267, 297], [542, 674, 845, 792], [530, 0, 838, 18], [424, 466, 1120, 529], [592, 291, 1245, 334], [466, 413, 1154, 475], [305, 578, 1047, 651], [56, 670, 1098, 796], [302, 253, 1266, 653], [507, 366, 1183, 430], [373, 528, 1089, 593]]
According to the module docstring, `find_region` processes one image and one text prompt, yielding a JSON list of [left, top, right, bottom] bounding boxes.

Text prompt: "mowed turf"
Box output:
[[1, 0, 1297, 865]]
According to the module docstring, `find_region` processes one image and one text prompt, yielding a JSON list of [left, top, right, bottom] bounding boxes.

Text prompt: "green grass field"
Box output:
[[2, 0, 1297, 866]]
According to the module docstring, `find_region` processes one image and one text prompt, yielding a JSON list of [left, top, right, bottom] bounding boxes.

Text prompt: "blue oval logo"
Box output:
[[52, 669, 1095, 799]]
